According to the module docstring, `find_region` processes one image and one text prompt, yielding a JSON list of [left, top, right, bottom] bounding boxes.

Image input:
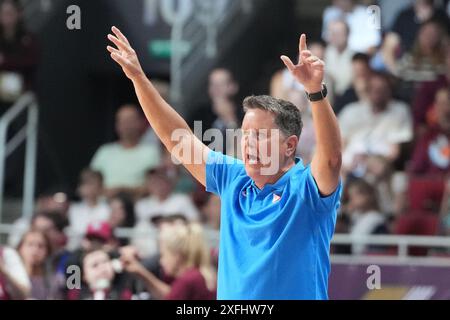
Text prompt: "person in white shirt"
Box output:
[[67, 169, 110, 250], [344, 178, 388, 255], [324, 19, 354, 97], [339, 72, 413, 176], [90, 104, 161, 198], [132, 166, 200, 257], [322, 0, 382, 54], [0, 246, 31, 300]]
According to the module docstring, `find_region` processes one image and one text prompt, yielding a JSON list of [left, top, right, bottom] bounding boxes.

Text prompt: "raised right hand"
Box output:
[[107, 26, 145, 81]]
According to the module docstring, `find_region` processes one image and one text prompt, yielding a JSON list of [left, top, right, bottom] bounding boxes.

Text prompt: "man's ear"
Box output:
[[285, 135, 299, 157]]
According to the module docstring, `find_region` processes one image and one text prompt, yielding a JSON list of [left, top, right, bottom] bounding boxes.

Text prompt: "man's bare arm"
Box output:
[[281, 34, 342, 196], [107, 26, 209, 186]]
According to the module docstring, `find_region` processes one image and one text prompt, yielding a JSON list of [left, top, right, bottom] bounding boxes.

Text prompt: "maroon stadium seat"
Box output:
[[394, 213, 440, 256]]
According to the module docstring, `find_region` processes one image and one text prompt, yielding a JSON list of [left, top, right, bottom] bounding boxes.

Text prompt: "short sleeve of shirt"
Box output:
[[300, 165, 343, 213], [205, 150, 244, 196], [90, 145, 107, 171]]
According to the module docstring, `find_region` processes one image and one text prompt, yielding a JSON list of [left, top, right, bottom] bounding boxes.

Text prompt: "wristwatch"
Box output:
[[305, 83, 328, 102]]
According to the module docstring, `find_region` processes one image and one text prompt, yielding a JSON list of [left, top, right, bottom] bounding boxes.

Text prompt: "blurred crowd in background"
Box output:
[[0, 0, 450, 300]]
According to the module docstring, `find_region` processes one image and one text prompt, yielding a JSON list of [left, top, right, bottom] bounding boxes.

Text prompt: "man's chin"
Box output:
[[244, 163, 264, 180]]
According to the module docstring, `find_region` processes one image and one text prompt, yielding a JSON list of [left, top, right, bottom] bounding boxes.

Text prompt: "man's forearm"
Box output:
[[310, 98, 342, 166], [309, 97, 342, 195], [131, 74, 192, 151]]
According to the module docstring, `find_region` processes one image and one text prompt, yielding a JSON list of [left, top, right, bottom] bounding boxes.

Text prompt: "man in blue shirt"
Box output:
[[108, 27, 342, 299]]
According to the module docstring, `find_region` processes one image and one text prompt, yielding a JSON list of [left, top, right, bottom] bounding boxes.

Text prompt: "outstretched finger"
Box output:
[[112, 26, 130, 45], [280, 55, 295, 72], [299, 34, 307, 53], [107, 45, 120, 55], [108, 34, 130, 53], [110, 52, 128, 67]]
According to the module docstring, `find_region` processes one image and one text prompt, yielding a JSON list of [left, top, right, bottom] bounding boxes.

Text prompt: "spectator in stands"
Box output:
[[90, 104, 161, 199], [17, 229, 61, 299], [28, 211, 71, 295], [8, 187, 70, 249], [382, 0, 449, 70], [364, 155, 409, 217], [394, 18, 448, 82], [199, 193, 220, 233], [0, 0, 39, 107], [412, 44, 450, 133], [121, 223, 216, 300], [69, 250, 132, 300], [108, 193, 136, 246], [133, 166, 200, 257], [81, 221, 118, 253], [339, 72, 413, 177], [189, 68, 241, 155], [64, 221, 119, 293], [343, 178, 389, 255], [67, 169, 110, 250], [322, 0, 381, 54], [0, 245, 30, 299], [135, 165, 200, 223], [410, 88, 450, 175], [30, 211, 68, 260], [324, 19, 354, 98], [334, 53, 373, 115], [198, 193, 221, 266]]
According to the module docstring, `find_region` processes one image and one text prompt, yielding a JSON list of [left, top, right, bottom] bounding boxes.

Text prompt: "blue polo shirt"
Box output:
[[206, 150, 342, 300]]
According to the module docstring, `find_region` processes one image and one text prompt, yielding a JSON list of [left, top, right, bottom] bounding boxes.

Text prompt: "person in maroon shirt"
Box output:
[[121, 223, 216, 300], [412, 45, 450, 135], [410, 88, 450, 175]]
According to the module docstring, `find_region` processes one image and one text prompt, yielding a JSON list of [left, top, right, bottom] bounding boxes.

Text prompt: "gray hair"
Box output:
[[243, 95, 303, 139]]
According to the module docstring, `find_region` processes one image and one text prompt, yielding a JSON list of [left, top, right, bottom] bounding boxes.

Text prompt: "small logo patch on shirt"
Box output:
[[273, 193, 281, 203]]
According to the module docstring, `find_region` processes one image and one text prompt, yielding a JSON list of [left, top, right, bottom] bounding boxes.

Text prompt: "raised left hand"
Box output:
[[280, 34, 325, 93]]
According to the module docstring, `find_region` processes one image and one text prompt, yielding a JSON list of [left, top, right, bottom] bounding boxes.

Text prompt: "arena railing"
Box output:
[[0, 92, 39, 222], [1, 223, 450, 261]]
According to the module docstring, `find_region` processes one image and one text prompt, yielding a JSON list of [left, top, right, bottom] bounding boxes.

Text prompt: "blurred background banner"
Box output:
[[329, 262, 450, 300]]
